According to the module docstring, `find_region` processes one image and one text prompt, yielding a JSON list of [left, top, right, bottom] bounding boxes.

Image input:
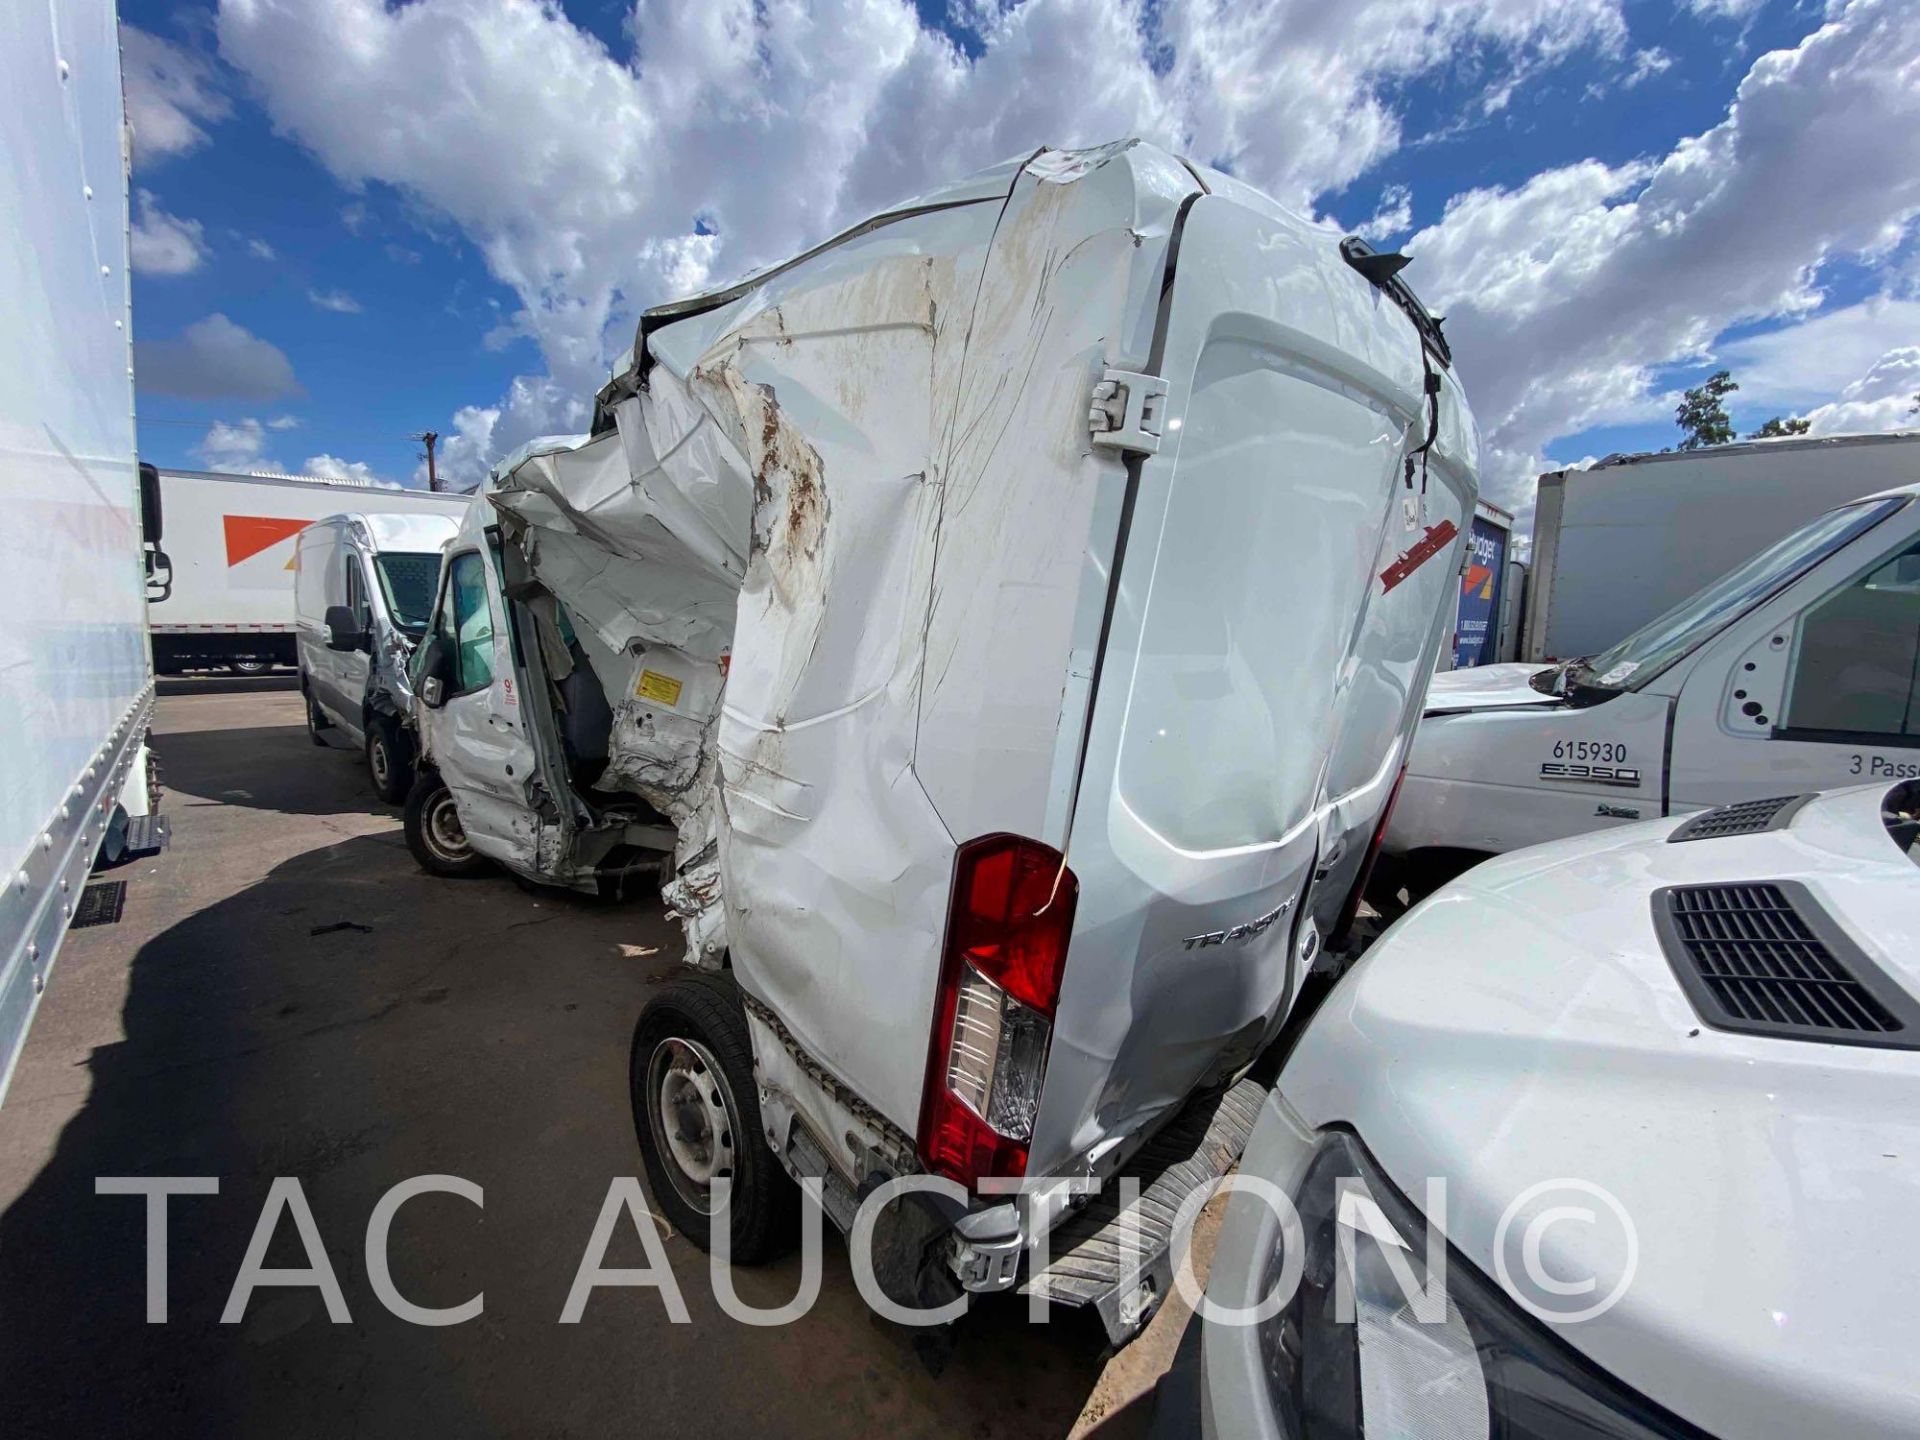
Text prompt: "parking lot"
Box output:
[[0, 682, 1196, 1438]]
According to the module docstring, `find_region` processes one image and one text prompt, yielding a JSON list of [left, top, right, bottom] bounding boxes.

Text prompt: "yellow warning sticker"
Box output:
[[635, 669, 684, 707]]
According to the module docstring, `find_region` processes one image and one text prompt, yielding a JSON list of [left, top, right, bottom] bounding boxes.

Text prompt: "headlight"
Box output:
[[1257, 1132, 1703, 1438]]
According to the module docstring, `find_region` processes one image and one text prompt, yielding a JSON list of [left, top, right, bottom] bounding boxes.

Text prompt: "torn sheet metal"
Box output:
[[482, 140, 1480, 1203]]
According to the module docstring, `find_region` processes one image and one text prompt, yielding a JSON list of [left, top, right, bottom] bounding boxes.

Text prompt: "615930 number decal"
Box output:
[[1552, 739, 1628, 764]]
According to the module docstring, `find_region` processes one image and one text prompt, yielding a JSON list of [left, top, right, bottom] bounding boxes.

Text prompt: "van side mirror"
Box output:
[[415, 635, 454, 707], [324, 605, 369, 653], [138, 462, 163, 547]]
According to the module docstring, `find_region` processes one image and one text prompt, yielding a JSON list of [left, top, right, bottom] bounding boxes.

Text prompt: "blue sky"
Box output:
[[121, 0, 1920, 510]]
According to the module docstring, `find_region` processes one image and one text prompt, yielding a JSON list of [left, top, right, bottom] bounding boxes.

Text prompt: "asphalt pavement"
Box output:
[[0, 679, 1203, 1438]]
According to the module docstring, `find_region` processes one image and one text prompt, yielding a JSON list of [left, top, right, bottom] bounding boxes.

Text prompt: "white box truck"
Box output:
[[1, 0, 165, 1100], [403, 140, 1481, 1341], [147, 469, 469, 674], [1523, 430, 1920, 661]]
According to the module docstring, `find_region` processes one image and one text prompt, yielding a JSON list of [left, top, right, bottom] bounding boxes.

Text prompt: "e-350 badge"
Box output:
[[1540, 761, 1642, 788]]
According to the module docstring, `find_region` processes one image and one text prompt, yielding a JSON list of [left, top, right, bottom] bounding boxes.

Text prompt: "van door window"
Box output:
[[344, 561, 370, 631], [1781, 538, 1920, 741], [447, 551, 496, 692]]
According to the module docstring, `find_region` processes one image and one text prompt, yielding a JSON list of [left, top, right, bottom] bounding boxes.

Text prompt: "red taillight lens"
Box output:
[[918, 834, 1078, 1189]]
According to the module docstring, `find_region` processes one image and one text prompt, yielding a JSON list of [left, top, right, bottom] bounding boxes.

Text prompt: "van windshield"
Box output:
[[374, 552, 443, 633], [1573, 497, 1905, 694]]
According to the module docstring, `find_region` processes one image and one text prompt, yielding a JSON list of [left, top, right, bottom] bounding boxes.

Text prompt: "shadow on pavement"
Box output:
[[0, 847, 1114, 1438], [159, 676, 301, 697], [161, 724, 396, 820]]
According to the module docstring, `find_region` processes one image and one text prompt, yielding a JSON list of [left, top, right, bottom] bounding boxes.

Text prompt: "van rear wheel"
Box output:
[[366, 716, 413, 804], [403, 772, 490, 878], [631, 973, 797, 1262]]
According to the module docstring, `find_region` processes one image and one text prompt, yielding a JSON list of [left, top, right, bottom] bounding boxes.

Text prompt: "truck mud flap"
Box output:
[[1021, 1071, 1270, 1347]]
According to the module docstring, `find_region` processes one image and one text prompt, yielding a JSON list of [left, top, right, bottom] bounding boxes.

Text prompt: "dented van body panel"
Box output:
[[433, 142, 1479, 1277]]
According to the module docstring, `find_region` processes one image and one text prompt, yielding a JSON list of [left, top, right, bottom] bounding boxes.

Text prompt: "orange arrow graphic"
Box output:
[[224, 514, 311, 566]]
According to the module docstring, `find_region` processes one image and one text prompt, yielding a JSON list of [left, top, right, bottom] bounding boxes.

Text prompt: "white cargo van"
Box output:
[[409, 141, 1480, 1338], [294, 512, 459, 801], [1199, 779, 1920, 1439], [1383, 484, 1920, 897], [148, 468, 470, 674]]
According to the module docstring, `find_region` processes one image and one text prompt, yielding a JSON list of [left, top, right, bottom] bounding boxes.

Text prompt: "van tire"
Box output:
[[631, 973, 798, 1264], [304, 687, 329, 746], [366, 717, 413, 804], [404, 772, 490, 878]]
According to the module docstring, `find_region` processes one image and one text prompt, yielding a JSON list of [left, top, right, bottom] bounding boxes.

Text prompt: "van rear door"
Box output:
[[1032, 193, 1473, 1175]]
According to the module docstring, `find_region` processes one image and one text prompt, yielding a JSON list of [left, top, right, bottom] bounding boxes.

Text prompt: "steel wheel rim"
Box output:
[[646, 1035, 737, 1215], [369, 736, 391, 788], [424, 790, 469, 861]]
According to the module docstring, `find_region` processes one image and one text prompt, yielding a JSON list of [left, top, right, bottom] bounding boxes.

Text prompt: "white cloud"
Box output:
[[1719, 297, 1920, 411], [213, 0, 1629, 478], [135, 314, 303, 402], [1354, 183, 1412, 242], [121, 25, 230, 166], [129, 190, 206, 275], [266, 415, 302, 431], [1409, 0, 1920, 509], [1684, 0, 1763, 18], [1802, 348, 1920, 436], [307, 287, 363, 314], [246, 236, 276, 260], [304, 453, 398, 487], [340, 202, 369, 235], [193, 417, 280, 473]]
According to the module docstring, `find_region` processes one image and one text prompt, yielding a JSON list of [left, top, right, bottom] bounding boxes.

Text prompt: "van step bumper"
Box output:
[[1021, 1072, 1270, 1347]]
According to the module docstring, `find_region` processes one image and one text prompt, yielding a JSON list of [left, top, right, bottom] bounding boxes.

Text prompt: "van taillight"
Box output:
[[918, 834, 1078, 1188]]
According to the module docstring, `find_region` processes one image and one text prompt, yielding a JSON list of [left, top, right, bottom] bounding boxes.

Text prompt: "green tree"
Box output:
[[1749, 415, 1811, 438], [1675, 370, 1738, 449]]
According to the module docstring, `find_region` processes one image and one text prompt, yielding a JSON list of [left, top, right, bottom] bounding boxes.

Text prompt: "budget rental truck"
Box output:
[[2, 0, 165, 1101], [405, 141, 1480, 1340], [147, 468, 470, 674]]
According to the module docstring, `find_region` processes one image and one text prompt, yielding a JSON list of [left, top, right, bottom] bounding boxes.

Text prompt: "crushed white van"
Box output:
[[407, 140, 1479, 1336], [1382, 483, 1920, 900]]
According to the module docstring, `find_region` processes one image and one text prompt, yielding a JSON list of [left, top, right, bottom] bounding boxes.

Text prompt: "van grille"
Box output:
[[1654, 883, 1920, 1047], [1667, 794, 1810, 843]]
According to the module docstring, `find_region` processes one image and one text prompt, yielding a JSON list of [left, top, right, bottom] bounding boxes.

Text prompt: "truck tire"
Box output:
[[403, 771, 490, 878], [631, 973, 798, 1263], [365, 716, 413, 804]]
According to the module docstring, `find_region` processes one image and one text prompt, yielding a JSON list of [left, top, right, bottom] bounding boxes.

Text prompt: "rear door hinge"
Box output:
[[1089, 368, 1169, 455]]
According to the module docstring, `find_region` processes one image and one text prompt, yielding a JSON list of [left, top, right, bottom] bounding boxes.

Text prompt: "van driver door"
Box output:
[[421, 547, 538, 863]]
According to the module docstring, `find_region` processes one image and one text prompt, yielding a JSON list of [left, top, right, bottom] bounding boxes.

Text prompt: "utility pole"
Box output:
[[409, 430, 441, 491]]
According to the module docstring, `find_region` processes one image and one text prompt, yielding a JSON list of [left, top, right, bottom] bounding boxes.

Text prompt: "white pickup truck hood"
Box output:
[[1421, 660, 1559, 713], [1285, 783, 1920, 1438]]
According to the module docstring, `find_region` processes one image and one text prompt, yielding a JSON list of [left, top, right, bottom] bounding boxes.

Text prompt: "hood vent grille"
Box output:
[[1654, 882, 1920, 1048], [1668, 794, 1811, 843]]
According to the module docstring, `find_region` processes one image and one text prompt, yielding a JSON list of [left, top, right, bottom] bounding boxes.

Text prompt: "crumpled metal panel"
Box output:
[[483, 142, 1480, 1196]]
